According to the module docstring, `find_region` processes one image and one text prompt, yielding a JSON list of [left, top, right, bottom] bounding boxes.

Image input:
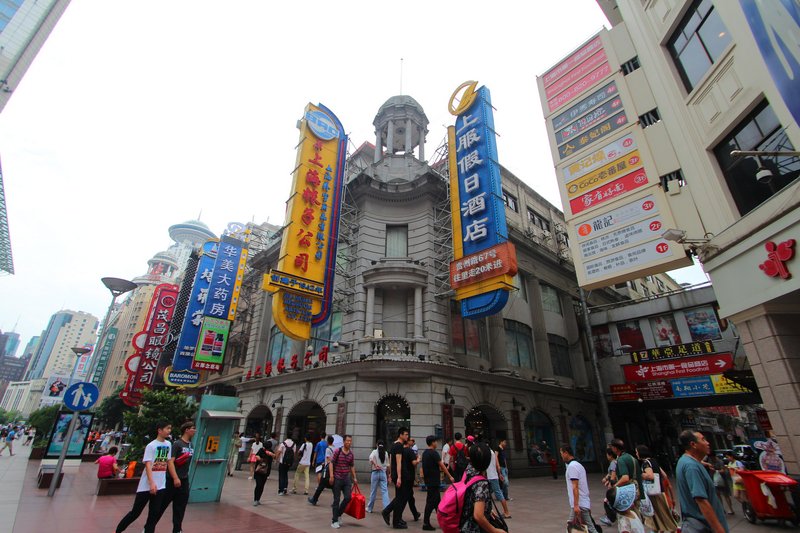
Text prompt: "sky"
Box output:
[[0, 0, 708, 350]]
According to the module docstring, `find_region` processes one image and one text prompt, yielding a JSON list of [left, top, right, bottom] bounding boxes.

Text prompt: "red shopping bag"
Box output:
[[344, 483, 366, 520]]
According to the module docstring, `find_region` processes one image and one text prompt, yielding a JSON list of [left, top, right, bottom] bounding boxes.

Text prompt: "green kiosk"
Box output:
[[188, 395, 242, 503]]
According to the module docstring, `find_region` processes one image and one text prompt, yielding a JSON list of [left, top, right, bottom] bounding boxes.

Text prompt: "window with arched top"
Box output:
[[569, 415, 596, 463], [524, 409, 556, 466], [375, 395, 411, 446]]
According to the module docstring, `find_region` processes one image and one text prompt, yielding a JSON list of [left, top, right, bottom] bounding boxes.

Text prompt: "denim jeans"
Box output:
[[331, 477, 352, 522], [367, 469, 389, 512], [568, 508, 599, 533], [500, 467, 509, 499]]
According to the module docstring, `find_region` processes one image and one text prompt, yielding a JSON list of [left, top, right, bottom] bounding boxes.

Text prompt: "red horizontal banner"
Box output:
[[569, 167, 649, 215], [450, 241, 518, 289], [623, 353, 733, 382]]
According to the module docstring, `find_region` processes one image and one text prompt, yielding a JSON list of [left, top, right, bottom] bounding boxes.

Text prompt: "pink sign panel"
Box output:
[[545, 50, 609, 100], [548, 63, 612, 113], [623, 353, 734, 382], [569, 167, 649, 215], [543, 36, 604, 88]]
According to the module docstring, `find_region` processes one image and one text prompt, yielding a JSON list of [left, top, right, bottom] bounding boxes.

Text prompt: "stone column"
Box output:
[[386, 120, 394, 155], [405, 118, 413, 154], [364, 286, 375, 337], [418, 126, 425, 161], [527, 276, 555, 382], [562, 292, 589, 387], [487, 313, 510, 373], [414, 287, 423, 338], [374, 128, 382, 163]]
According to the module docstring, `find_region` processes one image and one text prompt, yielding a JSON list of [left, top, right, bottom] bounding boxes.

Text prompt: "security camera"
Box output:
[[756, 167, 773, 184]]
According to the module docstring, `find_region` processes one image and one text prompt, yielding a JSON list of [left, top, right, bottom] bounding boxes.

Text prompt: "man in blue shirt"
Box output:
[[312, 432, 328, 484], [675, 430, 729, 533]]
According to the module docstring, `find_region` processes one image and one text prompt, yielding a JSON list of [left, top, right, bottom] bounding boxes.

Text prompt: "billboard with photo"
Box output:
[[45, 411, 94, 459]]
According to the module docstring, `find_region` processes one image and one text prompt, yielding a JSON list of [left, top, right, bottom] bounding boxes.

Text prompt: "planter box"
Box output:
[[29, 447, 45, 460], [96, 477, 141, 496]]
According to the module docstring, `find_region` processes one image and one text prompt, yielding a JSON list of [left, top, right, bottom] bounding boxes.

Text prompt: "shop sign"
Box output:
[[545, 48, 608, 100], [756, 409, 773, 430], [569, 167, 648, 216], [630, 341, 716, 364], [558, 111, 628, 160], [623, 353, 733, 382], [583, 238, 672, 280], [711, 374, 752, 394], [548, 63, 613, 113], [566, 150, 642, 199], [552, 80, 619, 131], [562, 133, 636, 183], [556, 95, 624, 146], [672, 376, 714, 398], [578, 215, 661, 260], [758, 239, 795, 280]]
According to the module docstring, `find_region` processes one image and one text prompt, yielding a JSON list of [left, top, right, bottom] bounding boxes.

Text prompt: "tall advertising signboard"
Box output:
[[120, 283, 179, 407], [91, 328, 117, 386], [166, 240, 218, 385], [537, 32, 690, 289], [264, 103, 347, 340], [191, 234, 248, 372], [447, 81, 517, 318]]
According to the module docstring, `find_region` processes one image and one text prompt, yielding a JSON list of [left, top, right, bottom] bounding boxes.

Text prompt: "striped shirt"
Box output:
[[333, 448, 354, 480]]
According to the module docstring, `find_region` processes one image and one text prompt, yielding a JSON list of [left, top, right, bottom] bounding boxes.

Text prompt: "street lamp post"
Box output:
[[85, 277, 137, 385], [579, 287, 615, 446], [47, 346, 91, 497]]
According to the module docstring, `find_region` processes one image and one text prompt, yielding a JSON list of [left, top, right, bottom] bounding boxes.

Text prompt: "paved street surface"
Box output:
[[3, 446, 795, 532]]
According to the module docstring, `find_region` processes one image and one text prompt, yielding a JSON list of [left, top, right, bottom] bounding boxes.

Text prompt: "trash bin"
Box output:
[[738, 470, 799, 525]]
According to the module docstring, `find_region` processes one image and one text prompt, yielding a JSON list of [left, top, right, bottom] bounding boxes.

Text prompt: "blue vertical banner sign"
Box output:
[[166, 240, 218, 385], [447, 81, 517, 318], [91, 328, 118, 387], [740, 0, 800, 126]]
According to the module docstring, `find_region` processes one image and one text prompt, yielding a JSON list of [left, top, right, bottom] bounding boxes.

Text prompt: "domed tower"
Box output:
[[133, 249, 179, 285], [168, 219, 217, 272], [372, 95, 430, 175]]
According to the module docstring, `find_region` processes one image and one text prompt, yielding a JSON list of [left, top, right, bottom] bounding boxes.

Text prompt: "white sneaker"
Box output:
[[248, 476, 253, 480], [331, 521, 341, 529]]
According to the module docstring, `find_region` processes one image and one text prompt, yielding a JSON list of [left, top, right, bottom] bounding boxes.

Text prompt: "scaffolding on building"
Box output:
[[334, 139, 361, 315], [429, 136, 454, 299]]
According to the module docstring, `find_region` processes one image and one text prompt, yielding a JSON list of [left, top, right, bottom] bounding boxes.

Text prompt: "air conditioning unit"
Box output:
[[373, 329, 384, 338]]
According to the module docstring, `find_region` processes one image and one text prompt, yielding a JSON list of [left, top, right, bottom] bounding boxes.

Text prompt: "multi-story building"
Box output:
[[580, 0, 800, 471], [0, 378, 45, 418], [0, 330, 20, 356], [0, 352, 29, 399], [25, 310, 98, 380], [204, 95, 683, 477]]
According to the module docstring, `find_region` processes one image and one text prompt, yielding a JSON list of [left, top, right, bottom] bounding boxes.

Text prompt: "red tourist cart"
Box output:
[[738, 470, 799, 526]]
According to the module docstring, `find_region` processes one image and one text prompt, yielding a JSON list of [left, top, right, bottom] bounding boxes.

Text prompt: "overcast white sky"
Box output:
[[0, 0, 707, 350]]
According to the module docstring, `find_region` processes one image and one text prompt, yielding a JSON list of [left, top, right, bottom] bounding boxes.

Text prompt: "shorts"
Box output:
[[488, 478, 505, 501]]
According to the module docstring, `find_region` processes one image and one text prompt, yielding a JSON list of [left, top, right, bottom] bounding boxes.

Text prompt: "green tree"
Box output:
[[94, 387, 134, 429], [27, 404, 60, 446], [123, 388, 197, 461], [0, 407, 21, 424]]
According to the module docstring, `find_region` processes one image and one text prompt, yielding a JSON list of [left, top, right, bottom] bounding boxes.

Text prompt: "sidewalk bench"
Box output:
[[96, 477, 140, 496]]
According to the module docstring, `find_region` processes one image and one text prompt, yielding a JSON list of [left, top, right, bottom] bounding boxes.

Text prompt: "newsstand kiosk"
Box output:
[[188, 395, 242, 503]]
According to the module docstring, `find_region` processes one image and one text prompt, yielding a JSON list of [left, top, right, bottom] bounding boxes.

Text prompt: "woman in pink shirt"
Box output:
[[96, 446, 120, 479]]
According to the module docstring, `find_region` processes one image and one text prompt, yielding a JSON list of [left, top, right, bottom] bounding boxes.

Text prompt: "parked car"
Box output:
[[733, 444, 759, 469]]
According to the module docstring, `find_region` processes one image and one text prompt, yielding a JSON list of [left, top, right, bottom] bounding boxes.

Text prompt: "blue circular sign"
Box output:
[[64, 382, 100, 411], [305, 109, 339, 140]]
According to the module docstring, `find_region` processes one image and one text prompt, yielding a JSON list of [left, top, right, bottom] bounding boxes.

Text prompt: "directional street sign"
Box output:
[[622, 353, 733, 382], [64, 381, 99, 412]]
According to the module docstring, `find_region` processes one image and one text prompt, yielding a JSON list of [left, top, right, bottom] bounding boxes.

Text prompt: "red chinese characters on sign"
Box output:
[[759, 239, 794, 280], [623, 353, 733, 382], [610, 381, 674, 401], [450, 241, 518, 289], [569, 167, 649, 215]]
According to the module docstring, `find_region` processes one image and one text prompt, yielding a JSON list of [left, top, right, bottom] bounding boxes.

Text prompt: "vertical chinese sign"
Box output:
[[120, 283, 179, 406], [165, 239, 218, 385], [265, 103, 347, 339], [91, 328, 117, 387], [192, 235, 248, 372], [447, 81, 517, 318]]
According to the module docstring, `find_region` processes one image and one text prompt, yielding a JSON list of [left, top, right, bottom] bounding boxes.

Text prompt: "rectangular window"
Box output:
[[592, 325, 613, 359], [512, 273, 528, 302], [616, 320, 646, 351], [385, 225, 408, 257], [684, 306, 723, 341], [504, 320, 535, 369], [527, 209, 551, 232], [540, 284, 562, 315], [450, 301, 488, 359], [268, 325, 290, 364], [548, 334, 573, 378], [650, 314, 683, 346], [502, 190, 518, 212], [713, 101, 800, 216], [667, 0, 732, 91]]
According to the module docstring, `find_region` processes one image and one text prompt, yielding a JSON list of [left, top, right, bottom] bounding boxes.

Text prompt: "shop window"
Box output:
[[376, 395, 411, 446], [524, 410, 556, 466], [569, 415, 596, 462], [268, 325, 290, 365], [504, 319, 534, 369], [548, 334, 573, 378], [650, 314, 683, 346], [616, 320, 646, 351], [502, 190, 518, 212], [310, 311, 342, 354], [684, 306, 723, 341], [450, 301, 488, 360], [713, 101, 800, 216], [592, 325, 613, 359], [385, 225, 408, 257], [541, 284, 562, 315], [667, 0, 732, 91]]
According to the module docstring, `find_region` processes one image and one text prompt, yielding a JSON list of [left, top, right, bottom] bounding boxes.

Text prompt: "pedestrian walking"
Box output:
[[675, 430, 730, 533], [712, 455, 735, 515], [607, 484, 646, 533], [486, 444, 511, 518], [308, 435, 335, 506], [253, 447, 276, 505], [249, 434, 263, 480], [601, 447, 619, 526], [160, 421, 196, 533], [724, 451, 745, 503], [293, 434, 313, 495], [448, 432, 469, 482], [0, 426, 16, 456], [96, 446, 120, 479], [441, 438, 452, 473], [367, 440, 391, 514], [228, 431, 241, 476], [405, 439, 421, 522], [421, 435, 453, 531], [277, 436, 295, 495], [497, 438, 510, 500], [238, 433, 251, 471], [382, 427, 413, 529], [266, 432, 279, 479], [328, 434, 358, 529], [313, 432, 329, 483], [561, 444, 598, 533], [23, 427, 35, 446], [636, 444, 679, 531], [459, 442, 506, 533], [115, 421, 175, 533]]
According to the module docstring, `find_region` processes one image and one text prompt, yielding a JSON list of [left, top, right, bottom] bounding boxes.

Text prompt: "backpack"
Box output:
[[436, 473, 486, 533], [453, 443, 469, 479], [281, 441, 295, 466]]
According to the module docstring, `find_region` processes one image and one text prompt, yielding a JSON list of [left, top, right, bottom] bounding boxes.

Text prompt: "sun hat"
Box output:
[[612, 483, 637, 513]]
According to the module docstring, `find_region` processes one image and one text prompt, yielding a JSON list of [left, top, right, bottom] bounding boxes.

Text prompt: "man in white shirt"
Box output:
[[486, 446, 511, 518], [116, 420, 177, 533], [442, 438, 452, 470], [292, 433, 314, 495], [238, 434, 251, 471], [560, 444, 598, 533]]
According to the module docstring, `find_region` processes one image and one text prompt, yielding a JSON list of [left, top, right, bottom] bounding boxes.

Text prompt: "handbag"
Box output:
[[487, 498, 509, 532], [567, 520, 589, 533], [343, 484, 366, 520], [643, 473, 662, 495], [639, 492, 655, 517], [713, 471, 725, 488], [248, 453, 257, 463], [255, 461, 268, 475]]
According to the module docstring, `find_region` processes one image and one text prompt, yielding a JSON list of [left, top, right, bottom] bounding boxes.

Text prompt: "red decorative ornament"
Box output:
[[246, 370, 252, 380], [290, 353, 298, 370], [265, 362, 272, 376], [304, 350, 312, 367], [277, 357, 286, 373], [254, 365, 262, 377], [759, 239, 795, 280], [318, 346, 329, 364]]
